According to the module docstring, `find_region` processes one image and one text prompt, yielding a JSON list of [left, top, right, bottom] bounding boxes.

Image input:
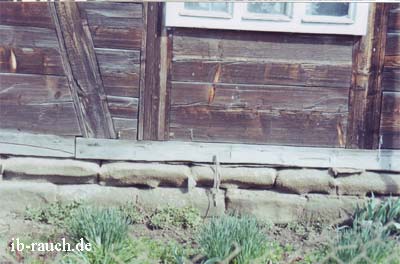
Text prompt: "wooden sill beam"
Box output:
[[0, 130, 398, 172], [75, 137, 400, 172]]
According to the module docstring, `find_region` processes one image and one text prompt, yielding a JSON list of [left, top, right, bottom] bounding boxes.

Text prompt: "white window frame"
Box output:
[[165, 2, 370, 35]]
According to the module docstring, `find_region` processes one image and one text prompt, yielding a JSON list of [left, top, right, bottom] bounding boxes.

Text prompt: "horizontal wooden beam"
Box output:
[[1, 130, 398, 172], [76, 138, 400, 172], [0, 131, 75, 158]]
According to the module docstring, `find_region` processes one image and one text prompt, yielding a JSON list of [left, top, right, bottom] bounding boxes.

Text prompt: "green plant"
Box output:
[[149, 206, 202, 229], [62, 238, 137, 264], [133, 237, 196, 264], [320, 224, 400, 264], [66, 207, 129, 249], [353, 196, 400, 234], [24, 201, 82, 226], [197, 214, 270, 264], [118, 202, 145, 225]]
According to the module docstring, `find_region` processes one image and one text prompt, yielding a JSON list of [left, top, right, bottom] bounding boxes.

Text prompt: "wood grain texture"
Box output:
[[168, 27, 353, 147], [170, 106, 347, 147], [0, 131, 75, 158], [171, 82, 348, 113], [0, 25, 58, 49], [107, 96, 138, 119], [51, 2, 115, 138], [384, 55, 400, 68], [137, 3, 148, 140], [78, 2, 143, 19], [86, 12, 143, 50], [380, 92, 400, 149], [0, 47, 63, 75], [0, 102, 81, 136], [382, 67, 400, 92], [172, 60, 352, 88], [0, 3, 54, 29], [347, 4, 389, 149], [380, 4, 400, 149], [388, 6, 400, 31], [142, 2, 163, 140], [112, 118, 137, 140], [157, 28, 173, 140], [385, 32, 400, 56], [0, 73, 71, 104], [173, 28, 354, 63], [76, 138, 400, 172], [96, 48, 140, 97]]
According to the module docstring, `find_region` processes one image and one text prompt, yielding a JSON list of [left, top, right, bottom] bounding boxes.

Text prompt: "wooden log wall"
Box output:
[[77, 2, 145, 139], [380, 3, 400, 149], [0, 2, 396, 149], [0, 3, 81, 136], [0, 2, 146, 139], [167, 28, 353, 147]]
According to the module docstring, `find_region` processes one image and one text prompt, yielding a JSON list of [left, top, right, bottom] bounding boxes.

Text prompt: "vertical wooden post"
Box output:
[[140, 2, 164, 140], [346, 3, 389, 149], [50, 2, 116, 139]]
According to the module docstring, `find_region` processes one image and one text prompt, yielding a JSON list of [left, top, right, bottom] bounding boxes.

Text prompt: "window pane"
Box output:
[[306, 3, 350, 17], [247, 3, 287, 15], [211, 3, 229, 12], [184, 3, 209, 11], [184, 2, 229, 13]]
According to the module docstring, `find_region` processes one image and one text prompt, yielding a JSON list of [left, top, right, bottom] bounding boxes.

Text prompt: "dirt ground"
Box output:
[[0, 210, 337, 264]]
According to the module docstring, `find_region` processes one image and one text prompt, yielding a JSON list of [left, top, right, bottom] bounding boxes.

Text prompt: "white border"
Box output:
[[165, 2, 370, 35]]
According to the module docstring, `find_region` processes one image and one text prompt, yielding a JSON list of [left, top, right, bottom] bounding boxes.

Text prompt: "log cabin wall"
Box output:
[[0, 2, 146, 139], [0, 3, 82, 136], [0, 2, 397, 150], [167, 28, 353, 147], [380, 3, 400, 149], [77, 2, 145, 140]]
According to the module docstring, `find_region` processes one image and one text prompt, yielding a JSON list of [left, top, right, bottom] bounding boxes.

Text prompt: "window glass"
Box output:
[[184, 2, 230, 13], [306, 3, 350, 17], [247, 3, 287, 15]]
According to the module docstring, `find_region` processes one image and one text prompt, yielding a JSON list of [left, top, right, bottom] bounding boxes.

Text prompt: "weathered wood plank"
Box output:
[[87, 14, 143, 29], [0, 102, 81, 136], [0, 3, 54, 29], [384, 55, 400, 68], [142, 2, 163, 140], [171, 82, 348, 113], [0, 131, 75, 158], [96, 48, 140, 97], [385, 32, 400, 56], [388, 6, 400, 31], [95, 48, 140, 64], [157, 28, 173, 140], [78, 2, 143, 18], [51, 2, 115, 138], [173, 28, 354, 63], [112, 118, 137, 140], [0, 73, 71, 104], [382, 67, 400, 92], [347, 4, 388, 149], [0, 25, 58, 48], [107, 96, 138, 119], [172, 60, 352, 88], [137, 3, 148, 140], [0, 47, 64, 75], [380, 92, 400, 149], [90, 26, 142, 50], [170, 106, 347, 147], [75, 138, 400, 172]]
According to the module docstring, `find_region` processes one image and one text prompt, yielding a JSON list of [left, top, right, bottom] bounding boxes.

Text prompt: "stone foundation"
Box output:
[[1, 156, 399, 223]]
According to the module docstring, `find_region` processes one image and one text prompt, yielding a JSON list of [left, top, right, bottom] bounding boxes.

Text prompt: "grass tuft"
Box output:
[[197, 214, 269, 264]]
